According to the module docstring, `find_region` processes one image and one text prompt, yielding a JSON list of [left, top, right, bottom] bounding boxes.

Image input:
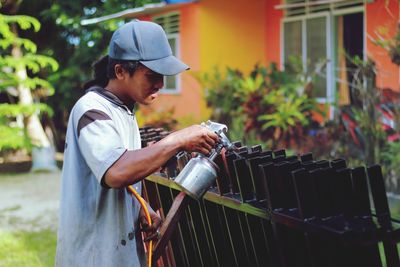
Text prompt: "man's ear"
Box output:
[[114, 64, 125, 80]]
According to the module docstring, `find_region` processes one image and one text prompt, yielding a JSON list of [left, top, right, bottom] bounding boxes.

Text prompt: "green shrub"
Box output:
[[197, 58, 324, 150]]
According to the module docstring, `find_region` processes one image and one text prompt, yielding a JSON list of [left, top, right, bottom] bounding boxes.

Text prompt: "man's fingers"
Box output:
[[196, 147, 210, 156], [141, 219, 162, 232], [143, 229, 161, 242], [204, 134, 217, 147], [201, 141, 213, 153], [208, 131, 219, 142], [153, 216, 162, 229]]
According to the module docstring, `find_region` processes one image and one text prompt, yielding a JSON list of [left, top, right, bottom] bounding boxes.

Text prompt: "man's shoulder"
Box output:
[[73, 91, 113, 118]]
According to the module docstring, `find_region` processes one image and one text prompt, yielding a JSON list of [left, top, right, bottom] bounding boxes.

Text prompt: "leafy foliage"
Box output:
[[13, 0, 160, 151], [198, 58, 324, 149], [0, 103, 53, 117], [0, 125, 30, 151], [195, 67, 243, 125], [348, 57, 386, 165], [382, 141, 400, 185], [373, 23, 400, 66], [136, 106, 177, 131], [0, 13, 58, 152]]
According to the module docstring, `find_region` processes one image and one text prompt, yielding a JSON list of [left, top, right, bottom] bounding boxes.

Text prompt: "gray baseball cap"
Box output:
[[108, 20, 189, 76]]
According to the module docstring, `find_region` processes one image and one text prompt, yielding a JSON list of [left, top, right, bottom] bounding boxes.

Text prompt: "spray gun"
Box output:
[[174, 120, 235, 200], [152, 120, 235, 261]]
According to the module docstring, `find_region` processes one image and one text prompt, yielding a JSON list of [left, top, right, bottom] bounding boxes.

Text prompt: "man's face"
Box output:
[[124, 65, 164, 105]]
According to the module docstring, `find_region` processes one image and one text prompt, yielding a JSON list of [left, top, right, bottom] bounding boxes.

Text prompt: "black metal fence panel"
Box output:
[[140, 128, 400, 267]]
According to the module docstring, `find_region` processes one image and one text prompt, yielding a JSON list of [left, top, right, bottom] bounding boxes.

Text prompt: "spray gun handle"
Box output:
[[201, 120, 235, 153]]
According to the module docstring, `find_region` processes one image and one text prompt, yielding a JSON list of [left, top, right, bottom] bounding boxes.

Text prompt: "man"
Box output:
[[56, 20, 218, 267]]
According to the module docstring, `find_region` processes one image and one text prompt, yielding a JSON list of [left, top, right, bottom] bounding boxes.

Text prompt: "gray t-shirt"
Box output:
[[56, 87, 145, 267]]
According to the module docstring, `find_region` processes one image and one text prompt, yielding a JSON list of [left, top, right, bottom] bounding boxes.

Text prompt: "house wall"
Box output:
[[366, 0, 400, 91], [265, 0, 282, 67], [140, 0, 268, 122], [198, 0, 266, 73], [138, 4, 204, 122]]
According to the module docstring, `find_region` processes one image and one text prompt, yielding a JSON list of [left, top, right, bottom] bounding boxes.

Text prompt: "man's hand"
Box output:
[[139, 202, 162, 241], [167, 125, 219, 155]]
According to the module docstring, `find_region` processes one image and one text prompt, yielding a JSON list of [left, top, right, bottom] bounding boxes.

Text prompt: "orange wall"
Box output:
[[265, 0, 282, 67], [366, 0, 400, 91], [198, 0, 266, 72], [140, 0, 268, 122], [139, 4, 204, 122]]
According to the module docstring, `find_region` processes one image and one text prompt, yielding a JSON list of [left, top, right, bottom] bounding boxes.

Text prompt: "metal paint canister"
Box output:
[[174, 157, 219, 200]]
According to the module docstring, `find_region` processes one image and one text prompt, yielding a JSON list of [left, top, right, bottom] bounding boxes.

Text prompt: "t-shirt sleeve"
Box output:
[[75, 108, 126, 184]]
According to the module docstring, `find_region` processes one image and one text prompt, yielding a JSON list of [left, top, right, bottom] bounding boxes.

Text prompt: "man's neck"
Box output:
[[105, 82, 135, 109]]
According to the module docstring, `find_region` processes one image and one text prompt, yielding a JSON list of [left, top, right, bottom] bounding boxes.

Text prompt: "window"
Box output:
[[284, 0, 365, 16], [306, 16, 328, 98], [282, 1, 364, 104], [334, 11, 364, 106], [153, 13, 181, 94], [282, 14, 330, 101]]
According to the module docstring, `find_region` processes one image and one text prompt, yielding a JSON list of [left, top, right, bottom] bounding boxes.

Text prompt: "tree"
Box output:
[[0, 0, 159, 170], [0, 10, 59, 170], [15, 0, 160, 151]]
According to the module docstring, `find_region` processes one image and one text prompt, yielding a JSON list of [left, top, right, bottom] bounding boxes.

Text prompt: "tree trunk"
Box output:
[[12, 39, 57, 172]]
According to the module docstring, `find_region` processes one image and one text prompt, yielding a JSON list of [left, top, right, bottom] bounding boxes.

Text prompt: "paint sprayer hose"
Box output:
[[127, 185, 153, 267]]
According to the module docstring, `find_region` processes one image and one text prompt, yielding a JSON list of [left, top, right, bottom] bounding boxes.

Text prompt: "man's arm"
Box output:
[[104, 125, 219, 188]]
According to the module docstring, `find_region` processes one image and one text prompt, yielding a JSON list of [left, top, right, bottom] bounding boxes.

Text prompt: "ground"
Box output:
[[0, 171, 60, 267]]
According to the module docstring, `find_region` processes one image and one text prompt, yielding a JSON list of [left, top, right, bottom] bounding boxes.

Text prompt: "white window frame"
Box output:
[[160, 33, 181, 94], [281, 12, 332, 104], [152, 12, 181, 95], [281, 6, 366, 110]]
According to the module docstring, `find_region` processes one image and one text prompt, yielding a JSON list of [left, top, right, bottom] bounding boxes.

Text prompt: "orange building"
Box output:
[[82, 0, 400, 122]]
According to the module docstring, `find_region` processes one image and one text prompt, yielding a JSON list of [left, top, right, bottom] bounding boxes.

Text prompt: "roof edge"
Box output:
[[81, 1, 197, 26]]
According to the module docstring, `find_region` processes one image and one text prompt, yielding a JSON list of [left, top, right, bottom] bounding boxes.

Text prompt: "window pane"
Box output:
[[165, 76, 175, 89], [284, 21, 302, 64], [306, 17, 327, 98], [335, 13, 364, 105], [164, 37, 177, 90], [168, 37, 176, 52]]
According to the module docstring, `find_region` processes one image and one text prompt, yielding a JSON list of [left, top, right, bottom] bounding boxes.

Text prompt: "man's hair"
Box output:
[[107, 57, 139, 79], [83, 55, 140, 90]]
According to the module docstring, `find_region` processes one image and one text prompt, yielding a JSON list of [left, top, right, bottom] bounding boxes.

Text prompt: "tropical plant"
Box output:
[[382, 141, 400, 190], [196, 67, 243, 125], [347, 57, 387, 165], [373, 22, 400, 66], [0, 13, 58, 162], [241, 60, 324, 150], [13, 0, 161, 151], [198, 58, 325, 150], [136, 106, 177, 131], [194, 66, 247, 141]]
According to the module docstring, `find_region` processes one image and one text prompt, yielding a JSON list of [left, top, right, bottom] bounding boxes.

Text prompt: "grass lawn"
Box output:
[[0, 171, 60, 267], [0, 229, 57, 267]]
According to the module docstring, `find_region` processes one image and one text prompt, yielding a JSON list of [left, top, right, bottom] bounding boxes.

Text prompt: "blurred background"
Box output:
[[1, 0, 400, 266]]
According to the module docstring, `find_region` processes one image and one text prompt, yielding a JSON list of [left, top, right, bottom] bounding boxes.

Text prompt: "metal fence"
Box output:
[[140, 129, 400, 267]]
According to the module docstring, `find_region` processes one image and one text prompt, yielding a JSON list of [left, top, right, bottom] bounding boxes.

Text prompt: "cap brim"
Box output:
[[140, 55, 189, 76]]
